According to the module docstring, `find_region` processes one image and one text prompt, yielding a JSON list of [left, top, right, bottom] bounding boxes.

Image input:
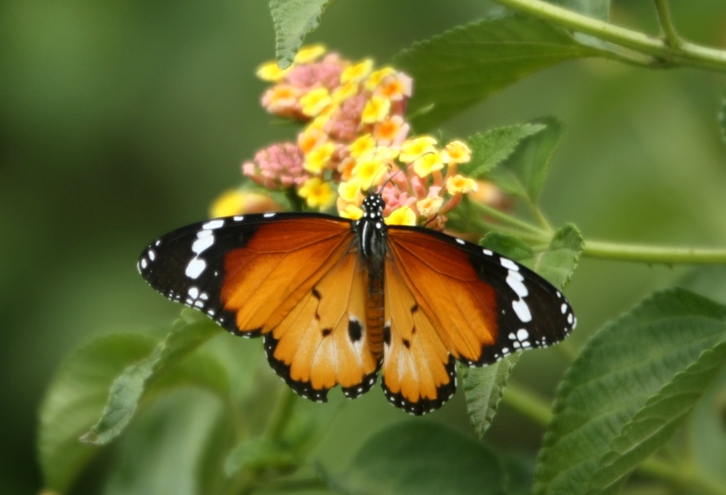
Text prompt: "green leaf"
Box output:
[[487, 117, 563, 204], [38, 333, 158, 493], [269, 0, 332, 69], [394, 17, 603, 130], [480, 232, 535, 268], [535, 223, 583, 289], [81, 311, 221, 445], [336, 421, 506, 495], [461, 354, 521, 439], [545, 0, 610, 21], [589, 341, 726, 494], [103, 388, 224, 495], [534, 289, 726, 495], [462, 124, 545, 179]]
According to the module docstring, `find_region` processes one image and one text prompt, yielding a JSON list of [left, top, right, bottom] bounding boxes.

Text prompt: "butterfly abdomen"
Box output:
[[353, 194, 388, 360], [365, 270, 385, 358]]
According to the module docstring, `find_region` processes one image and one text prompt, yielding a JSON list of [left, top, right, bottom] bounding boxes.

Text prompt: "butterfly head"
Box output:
[[361, 193, 385, 222]]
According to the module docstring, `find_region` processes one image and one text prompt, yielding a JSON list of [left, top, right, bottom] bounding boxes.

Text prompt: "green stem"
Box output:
[[470, 216, 550, 244], [501, 382, 553, 426], [583, 240, 726, 265], [469, 200, 550, 237], [638, 458, 726, 495], [490, 0, 726, 72], [653, 0, 682, 48], [285, 188, 305, 212], [265, 386, 299, 442], [527, 199, 554, 233]]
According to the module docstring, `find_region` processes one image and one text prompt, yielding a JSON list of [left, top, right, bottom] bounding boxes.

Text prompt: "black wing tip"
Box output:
[[382, 356, 457, 416]]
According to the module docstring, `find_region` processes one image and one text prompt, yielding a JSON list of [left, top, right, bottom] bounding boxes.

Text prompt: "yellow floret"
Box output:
[[361, 96, 391, 124], [416, 196, 444, 217], [298, 178, 335, 209], [349, 134, 376, 159], [413, 152, 444, 178], [294, 44, 327, 64], [303, 142, 336, 174], [399, 136, 438, 163], [442, 140, 472, 164], [256, 62, 290, 82], [385, 206, 416, 226], [300, 87, 332, 117], [446, 175, 478, 194], [341, 59, 374, 84]]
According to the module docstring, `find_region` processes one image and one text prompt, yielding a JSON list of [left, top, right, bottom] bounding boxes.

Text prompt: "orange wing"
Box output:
[[382, 226, 575, 413], [382, 259, 457, 414], [386, 228, 499, 364], [139, 214, 381, 402], [264, 248, 381, 401]]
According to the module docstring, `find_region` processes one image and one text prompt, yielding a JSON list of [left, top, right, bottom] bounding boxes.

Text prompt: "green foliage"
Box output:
[[486, 117, 563, 205], [31, 1, 726, 494], [103, 389, 225, 495], [462, 355, 521, 439], [536, 224, 583, 289], [534, 289, 726, 495], [481, 232, 535, 267], [463, 123, 545, 179], [81, 311, 221, 445], [270, 0, 333, 68], [37, 333, 158, 493], [394, 17, 605, 130], [334, 422, 507, 495]]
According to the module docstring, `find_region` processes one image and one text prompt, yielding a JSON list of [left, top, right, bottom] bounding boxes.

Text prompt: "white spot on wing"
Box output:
[[192, 235, 214, 255], [185, 258, 206, 279], [500, 257, 519, 271], [140, 258, 148, 270], [512, 299, 532, 323], [455, 238, 465, 245], [263, 213, 276, 218], [148, 249, 155, 261], [202, 219, 225, 230], [506, 271, 528, 298], [516, 329, 529, 341]]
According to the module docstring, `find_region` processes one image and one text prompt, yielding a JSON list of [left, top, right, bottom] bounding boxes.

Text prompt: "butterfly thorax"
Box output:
[[352, 194, 388, 358]]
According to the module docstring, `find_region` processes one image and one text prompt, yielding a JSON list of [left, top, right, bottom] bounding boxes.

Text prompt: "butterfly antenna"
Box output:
[[377, 168, 404, 194]]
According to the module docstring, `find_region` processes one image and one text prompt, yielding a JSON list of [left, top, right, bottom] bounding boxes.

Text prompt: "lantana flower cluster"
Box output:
[[238, 45, 479, 228]]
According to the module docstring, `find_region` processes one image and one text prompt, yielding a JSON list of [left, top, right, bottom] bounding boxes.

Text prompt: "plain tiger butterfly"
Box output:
[[138, 193, 575, 415]]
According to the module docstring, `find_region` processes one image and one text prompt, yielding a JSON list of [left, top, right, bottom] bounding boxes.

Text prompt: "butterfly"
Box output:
[[138, 193, 575, 415]]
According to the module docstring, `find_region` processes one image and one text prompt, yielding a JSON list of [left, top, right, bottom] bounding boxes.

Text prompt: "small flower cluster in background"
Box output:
[[221, 45, 487, 229]]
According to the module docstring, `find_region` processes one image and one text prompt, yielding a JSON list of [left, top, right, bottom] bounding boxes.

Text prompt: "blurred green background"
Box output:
[[2, 0, 726, 492]]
